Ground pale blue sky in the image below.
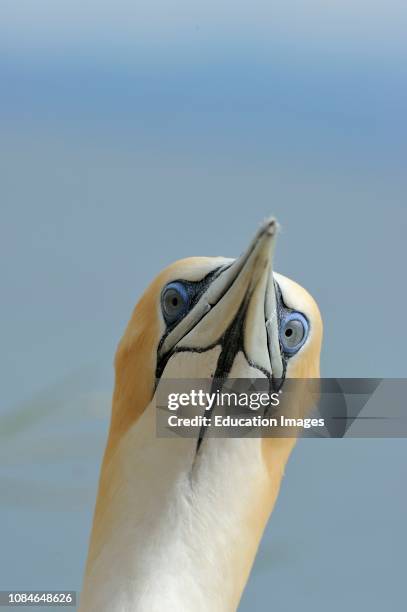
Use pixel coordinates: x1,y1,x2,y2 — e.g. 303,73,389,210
1,1,407,60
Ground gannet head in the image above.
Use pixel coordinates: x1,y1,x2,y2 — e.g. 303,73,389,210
111,218,322,448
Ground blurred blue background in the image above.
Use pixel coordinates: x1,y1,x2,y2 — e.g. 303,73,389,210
1,2,406,610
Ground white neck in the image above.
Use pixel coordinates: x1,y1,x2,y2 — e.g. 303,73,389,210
80,404,286,612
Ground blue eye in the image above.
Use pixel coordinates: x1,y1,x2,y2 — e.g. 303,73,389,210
161,282,190,325
280,312,309,355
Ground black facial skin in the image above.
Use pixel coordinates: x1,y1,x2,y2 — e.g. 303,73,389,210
156,276,298,380
156,265,228,379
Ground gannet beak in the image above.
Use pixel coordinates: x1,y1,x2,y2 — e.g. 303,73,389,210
158,218,284,382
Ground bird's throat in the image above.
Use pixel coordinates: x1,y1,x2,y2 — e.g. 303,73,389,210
80,402,290,612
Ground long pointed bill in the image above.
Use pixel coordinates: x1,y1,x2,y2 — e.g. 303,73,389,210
159,218,284,381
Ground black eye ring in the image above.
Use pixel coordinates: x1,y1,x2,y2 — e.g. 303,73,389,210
161,282,190,325
280,312,309,355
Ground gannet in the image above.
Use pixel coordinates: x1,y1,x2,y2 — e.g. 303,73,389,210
80,218,323,612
